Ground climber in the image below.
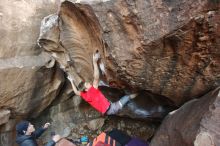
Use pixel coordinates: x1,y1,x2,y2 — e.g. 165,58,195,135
15,121,61,146
67,50,137,115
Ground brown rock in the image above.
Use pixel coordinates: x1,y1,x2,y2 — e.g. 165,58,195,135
1,0,220,145
38,0,220,105
150,87,220,146
199,36,209,41
0,1,64,145
0,66,64,118
0,119,17,146
0,109,10,126
38,1,104,86
0,0,64,118
87,118,105,131
90,0,220,105
0,119,16,132
194,15,205,24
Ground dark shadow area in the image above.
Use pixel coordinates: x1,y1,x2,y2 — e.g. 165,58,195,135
99,86,177,121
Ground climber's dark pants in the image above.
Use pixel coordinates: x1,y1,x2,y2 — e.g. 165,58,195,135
106,95,130,115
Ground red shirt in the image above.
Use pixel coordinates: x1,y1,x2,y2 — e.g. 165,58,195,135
80,86,110,114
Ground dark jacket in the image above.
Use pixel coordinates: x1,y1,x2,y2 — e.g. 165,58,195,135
16,128,55,146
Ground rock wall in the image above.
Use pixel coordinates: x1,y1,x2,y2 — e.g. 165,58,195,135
0,0,219,146
0,0,65,116
150,87,220,146
0,0,64,145
39,0,220,105
88,0,220,105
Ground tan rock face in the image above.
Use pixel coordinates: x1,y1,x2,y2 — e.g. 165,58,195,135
0,67,63,117
0,109,10,126
38,2,104,86
0,1,65,145
150,87,220,146
0,1,64,144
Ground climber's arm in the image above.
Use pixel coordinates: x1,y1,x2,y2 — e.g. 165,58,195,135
93,51,100,89
67,76,80,96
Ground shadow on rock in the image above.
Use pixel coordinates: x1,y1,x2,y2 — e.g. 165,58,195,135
99,86,177,121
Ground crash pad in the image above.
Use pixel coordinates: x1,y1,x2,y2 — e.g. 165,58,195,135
125,138,149,146
55,138,76,146
87,132,121,146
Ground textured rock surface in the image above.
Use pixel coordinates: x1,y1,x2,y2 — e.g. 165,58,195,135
87,0,220,105
150,87,220,146
0,0,64,146
0,0,64,117
38,1,176,121
0,66,63,117
38,1,104,86
0,119,20,146
38,0,220,105
0,109,10,126
87,118,105,131
0,0,219,146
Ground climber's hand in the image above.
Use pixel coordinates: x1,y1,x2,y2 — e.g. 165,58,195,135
67,75,73,82
99,62,105,75
93,50,100,62
43,122,51,129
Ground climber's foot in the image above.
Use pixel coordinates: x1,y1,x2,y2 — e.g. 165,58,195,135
129,93,138,99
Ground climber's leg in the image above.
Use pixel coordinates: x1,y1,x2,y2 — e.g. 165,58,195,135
106,94,137,115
